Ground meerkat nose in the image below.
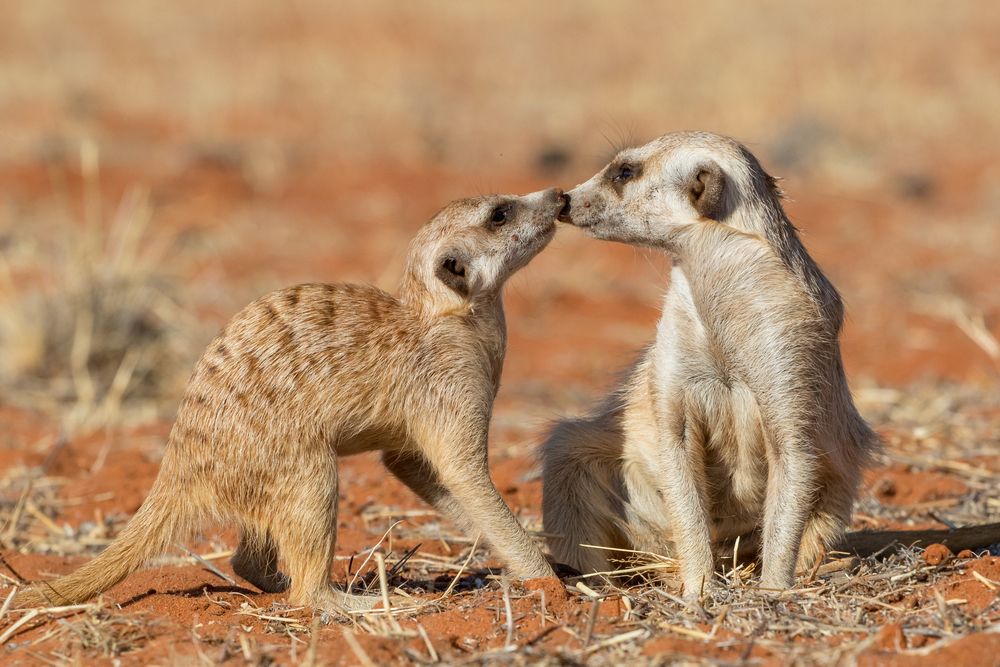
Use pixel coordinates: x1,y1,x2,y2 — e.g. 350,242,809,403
557,192,572,222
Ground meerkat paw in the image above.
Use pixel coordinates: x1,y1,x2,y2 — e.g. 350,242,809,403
336,591,383,612
679,572,717,602
671,583,713,618
246,571,291,594
305,589,382,620
757,574,795,593
550,561,583,580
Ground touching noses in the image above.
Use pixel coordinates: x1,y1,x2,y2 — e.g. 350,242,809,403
555,190,572,221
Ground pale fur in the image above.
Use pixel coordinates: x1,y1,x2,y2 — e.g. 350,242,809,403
15,188,565,612
542,132,880,596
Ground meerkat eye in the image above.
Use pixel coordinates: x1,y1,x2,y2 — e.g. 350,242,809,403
612,163,636,183
488,205,510,227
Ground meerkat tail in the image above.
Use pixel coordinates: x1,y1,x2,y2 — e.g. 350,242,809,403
13,472,193,608
838,522,1000,558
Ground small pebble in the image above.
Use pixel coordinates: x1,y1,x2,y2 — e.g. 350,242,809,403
923,543,953,566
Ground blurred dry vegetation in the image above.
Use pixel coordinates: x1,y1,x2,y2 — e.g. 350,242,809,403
0,1,998,664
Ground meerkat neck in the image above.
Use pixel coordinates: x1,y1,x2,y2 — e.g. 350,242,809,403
398,274,507,387
694,193,846,335
748,199,845,330
397,265,507,325
398,267,462,318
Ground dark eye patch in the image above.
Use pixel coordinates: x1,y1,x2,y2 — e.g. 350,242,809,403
607,161,641,192
613,164,635,182
487,202,513,229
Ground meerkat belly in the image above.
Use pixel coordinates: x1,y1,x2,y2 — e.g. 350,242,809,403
334,425,408,457
688,378,768,543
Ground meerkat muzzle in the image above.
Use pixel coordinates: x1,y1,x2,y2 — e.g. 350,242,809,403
557,192,572,222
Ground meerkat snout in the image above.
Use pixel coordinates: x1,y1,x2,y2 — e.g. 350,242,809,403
557,192,572,222
532,187,567,219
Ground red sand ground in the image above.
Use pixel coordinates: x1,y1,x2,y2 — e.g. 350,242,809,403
1,3,998,665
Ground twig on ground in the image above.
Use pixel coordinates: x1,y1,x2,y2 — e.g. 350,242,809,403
416,622,439,663
341,627,376,667
0,609,39,645
438,534,481,600
177,544,235,585
500,574,515,650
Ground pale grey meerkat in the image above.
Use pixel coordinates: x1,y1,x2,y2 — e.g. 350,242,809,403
15,188,566,614
541,131,881,597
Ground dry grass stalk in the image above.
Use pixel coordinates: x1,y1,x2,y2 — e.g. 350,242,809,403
346,520,402,596
660,623,712,640
0,609,38,645
416,622,439,663
500,574,515,649
302,615,321,667
971,571,998,590
438,534,481,600
341,627,377,667
59,608,155,657
581,628,646,656
374,551,401,633
582,597,600,648
952,306,1000,365
0,586,17,622
0,165,195,432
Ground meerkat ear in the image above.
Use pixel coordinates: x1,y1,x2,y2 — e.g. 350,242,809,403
435,253,470,296
687,161,726,220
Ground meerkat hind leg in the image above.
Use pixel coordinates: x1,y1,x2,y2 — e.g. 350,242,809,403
232,527,290,593
270,454,380,615
541,424,631,575
759,444,814,589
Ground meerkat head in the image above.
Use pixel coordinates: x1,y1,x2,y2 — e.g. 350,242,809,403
558,132,784,247
403,188,566,314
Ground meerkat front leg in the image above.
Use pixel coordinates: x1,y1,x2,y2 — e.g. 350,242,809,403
654,395,716,600
415,418,555,580
759,423,817,590
382,450,476,537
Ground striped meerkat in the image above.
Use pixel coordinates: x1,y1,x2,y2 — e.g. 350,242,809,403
16,188,567,613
